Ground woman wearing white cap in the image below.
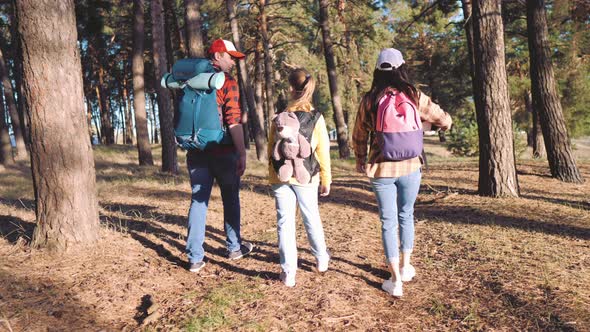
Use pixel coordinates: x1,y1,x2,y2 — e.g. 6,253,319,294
352,48,453,297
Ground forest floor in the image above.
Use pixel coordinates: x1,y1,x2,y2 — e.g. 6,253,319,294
0,137,589,331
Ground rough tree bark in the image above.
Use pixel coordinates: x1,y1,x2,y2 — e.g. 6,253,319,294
132,0,154,165
152,0,178,174
16,0,100,250
526,0,583,183
318,0,350,158
472,0,519,197
184,0,205,58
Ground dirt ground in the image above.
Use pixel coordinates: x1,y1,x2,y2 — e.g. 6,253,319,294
0,139,589,331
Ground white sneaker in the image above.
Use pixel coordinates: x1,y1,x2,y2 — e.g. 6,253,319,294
382,278,403,297
280,271,296,287
316,253,330,273
400,265,416,282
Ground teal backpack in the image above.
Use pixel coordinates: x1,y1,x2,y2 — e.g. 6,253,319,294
162,58,231,150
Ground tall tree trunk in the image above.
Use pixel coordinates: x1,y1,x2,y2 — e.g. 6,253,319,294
16,0,99,250
525,90,545,158
10,3,29,148
460,0,476,97
132,0,154,165
259,0,275,118
97,67,114,145
472,0,519,197
184,0,205,58
318,0,350,159
0,97,13,166
0,41,26,160
226,0,267,160
167,0,186,58
123,75,134,145
150,94,160,144
152,0,178,174
526,0,583,183
254,42,269,137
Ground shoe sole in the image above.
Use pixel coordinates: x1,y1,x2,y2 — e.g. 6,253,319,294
229,244,255,260
189,262,206,273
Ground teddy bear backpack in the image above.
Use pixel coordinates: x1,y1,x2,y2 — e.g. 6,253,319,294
375,90,423,160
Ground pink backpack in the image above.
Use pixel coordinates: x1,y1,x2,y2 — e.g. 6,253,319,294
375,90,423,161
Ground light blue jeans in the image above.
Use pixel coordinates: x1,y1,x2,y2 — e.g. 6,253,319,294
370,169,422,263
186,151,241,263
272,184,329,274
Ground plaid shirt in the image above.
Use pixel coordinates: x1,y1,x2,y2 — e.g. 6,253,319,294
217,72,241,126
352,89,452,178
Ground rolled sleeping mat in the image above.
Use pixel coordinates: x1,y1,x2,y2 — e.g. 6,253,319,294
161,72,225,90
186,72,225,90
161,73,183,89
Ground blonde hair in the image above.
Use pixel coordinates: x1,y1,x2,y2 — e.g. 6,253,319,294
286,68,315,112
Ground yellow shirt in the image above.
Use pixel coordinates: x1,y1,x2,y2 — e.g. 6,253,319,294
268,107,332,186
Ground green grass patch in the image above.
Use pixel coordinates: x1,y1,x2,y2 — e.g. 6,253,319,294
184,282,264,332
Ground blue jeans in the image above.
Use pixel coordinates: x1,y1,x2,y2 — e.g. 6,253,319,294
186,151,241,263
272,184,329,274
370,169,421,262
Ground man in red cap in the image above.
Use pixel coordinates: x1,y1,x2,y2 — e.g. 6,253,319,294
185,39,253,273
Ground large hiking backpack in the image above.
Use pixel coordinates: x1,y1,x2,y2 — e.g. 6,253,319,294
375,90,423,161
162,58,230,150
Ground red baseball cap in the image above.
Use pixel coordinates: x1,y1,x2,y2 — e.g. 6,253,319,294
208,39,245,59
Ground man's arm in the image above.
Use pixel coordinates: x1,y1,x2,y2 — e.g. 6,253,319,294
229,124,246,176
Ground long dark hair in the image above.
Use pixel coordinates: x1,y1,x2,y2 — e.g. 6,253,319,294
364,64,418,114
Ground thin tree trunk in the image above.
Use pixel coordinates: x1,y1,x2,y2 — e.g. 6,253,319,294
132,0,154,165
150,94,160,144
0,97,13,166
10,2,29,148
254,43,269,138
184,0,205,58
318,0,350,158
97,67,114,145
123,75,134,145
525,90,545,158
152,0,178,174
472,0,519,197
168,0,186,57
526,0,582,183
259,0,275,117
0,41,26,160
17,0,99,250
226,0,267,158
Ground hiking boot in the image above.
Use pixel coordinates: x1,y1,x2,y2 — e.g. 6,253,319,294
280,271,296,287
316,252,330,273
228,241,254,260
400,265,416,282
382,278,403,297
189,261,206,273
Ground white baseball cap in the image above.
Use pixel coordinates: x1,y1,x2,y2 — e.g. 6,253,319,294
375,48,405,71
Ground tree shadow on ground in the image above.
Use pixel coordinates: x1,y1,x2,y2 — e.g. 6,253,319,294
0,271,110,330
100,204,280,279
416,204,590,240
0,214,34,244
519,193,590,211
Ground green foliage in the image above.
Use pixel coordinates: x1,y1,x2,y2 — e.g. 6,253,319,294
447,105,479,157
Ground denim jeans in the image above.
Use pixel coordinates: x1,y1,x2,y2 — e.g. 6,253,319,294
370,169,421,262
272,184,329,274
186,151,241,263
